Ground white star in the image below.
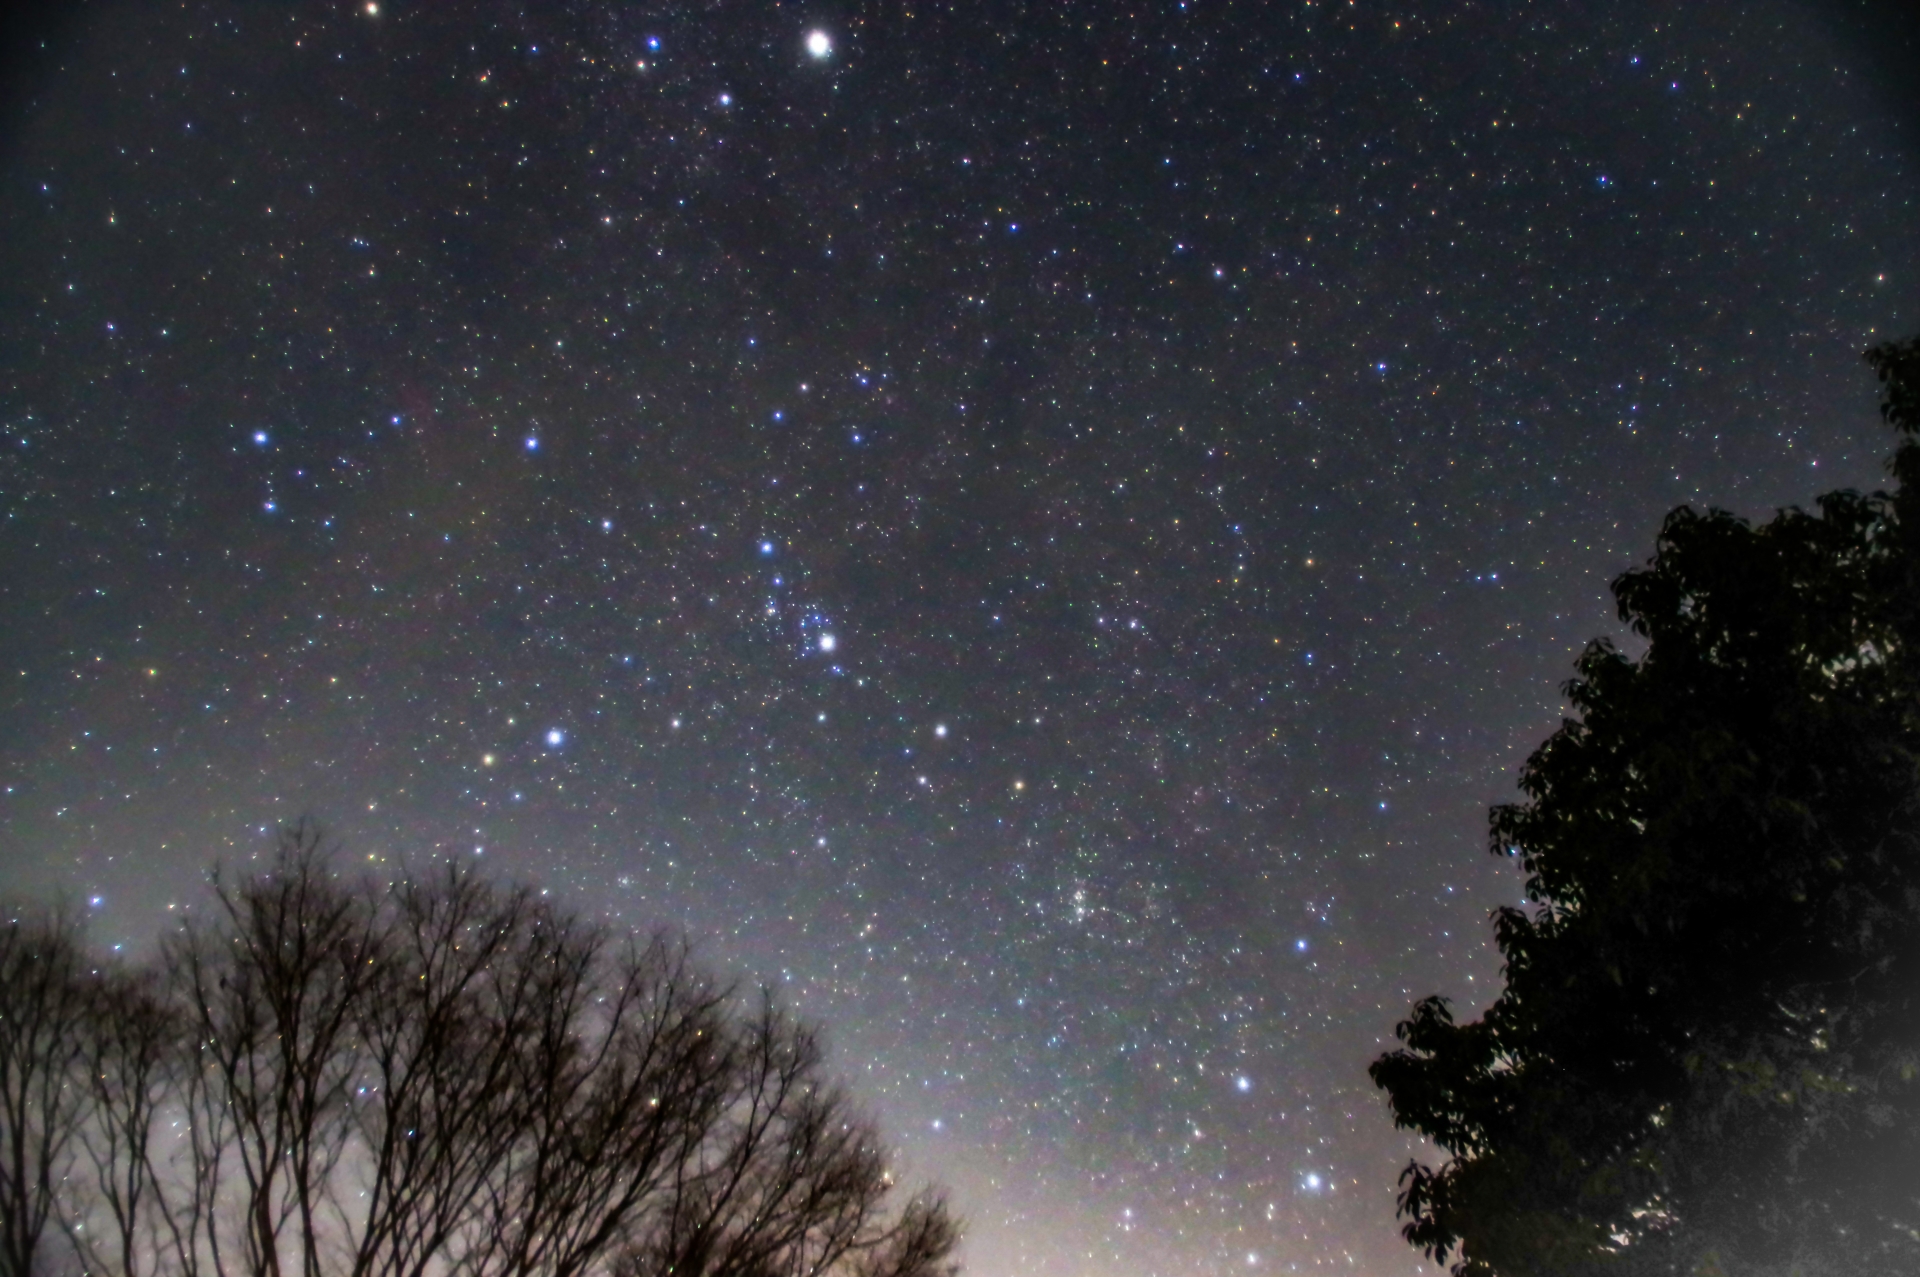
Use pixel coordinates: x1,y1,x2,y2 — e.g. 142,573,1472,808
806,30,832,58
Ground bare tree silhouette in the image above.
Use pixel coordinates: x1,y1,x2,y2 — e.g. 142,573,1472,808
3,826,957,1277
0,907,92,1277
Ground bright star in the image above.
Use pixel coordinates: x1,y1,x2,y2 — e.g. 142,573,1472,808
545,729,564,748
934,723,947,738
806,30,832,58
818,633,836,652
524,436,539,450
253,430,268,444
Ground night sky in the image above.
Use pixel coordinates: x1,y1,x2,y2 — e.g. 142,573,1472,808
2,2,1916,1273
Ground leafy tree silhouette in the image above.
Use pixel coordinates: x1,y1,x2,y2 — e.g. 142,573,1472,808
1372,338,1920,1277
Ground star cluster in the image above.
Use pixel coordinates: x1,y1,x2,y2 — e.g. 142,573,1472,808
1,3,1915,1274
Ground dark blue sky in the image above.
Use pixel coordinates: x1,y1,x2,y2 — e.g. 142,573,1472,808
2,3,1915,1272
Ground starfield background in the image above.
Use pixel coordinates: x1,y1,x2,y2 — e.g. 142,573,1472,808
2,2,1916,1273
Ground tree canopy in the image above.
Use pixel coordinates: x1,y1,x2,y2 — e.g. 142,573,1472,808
0,829,958,1277
1371,337,1920,1277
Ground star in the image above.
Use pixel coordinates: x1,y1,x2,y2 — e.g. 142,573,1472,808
10,7,1910,1274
